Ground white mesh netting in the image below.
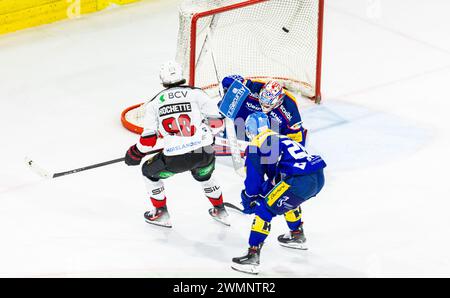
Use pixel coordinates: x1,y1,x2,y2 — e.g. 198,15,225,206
122,0,323,134
176,0,322,98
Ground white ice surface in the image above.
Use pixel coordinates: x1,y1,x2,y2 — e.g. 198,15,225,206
1,0,450,277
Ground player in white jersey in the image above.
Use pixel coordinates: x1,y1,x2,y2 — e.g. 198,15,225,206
125,61,228,228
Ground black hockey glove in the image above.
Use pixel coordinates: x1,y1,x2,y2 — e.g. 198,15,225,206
125,144,146,166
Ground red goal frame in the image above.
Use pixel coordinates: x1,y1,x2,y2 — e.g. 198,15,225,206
188,0,325,103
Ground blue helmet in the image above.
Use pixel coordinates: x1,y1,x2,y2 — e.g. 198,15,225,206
245,112,270,140
221,75,245,94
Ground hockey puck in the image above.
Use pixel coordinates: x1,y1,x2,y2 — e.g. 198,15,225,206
282,27,290,33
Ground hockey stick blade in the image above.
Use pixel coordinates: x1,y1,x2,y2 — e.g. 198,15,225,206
25,157,53,178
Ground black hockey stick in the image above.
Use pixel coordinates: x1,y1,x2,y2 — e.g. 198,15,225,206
224,200,262,214
25,148,163,179
223,202,244,213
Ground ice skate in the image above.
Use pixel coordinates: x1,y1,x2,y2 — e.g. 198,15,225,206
277,225,308,250
144,207,172,228
231,246,261,275
208,204,230,226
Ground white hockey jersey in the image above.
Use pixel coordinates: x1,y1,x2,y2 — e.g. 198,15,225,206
137,86,221,156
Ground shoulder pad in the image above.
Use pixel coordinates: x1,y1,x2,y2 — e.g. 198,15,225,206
147,89,166,103
179,85,203,90
283,92,298,105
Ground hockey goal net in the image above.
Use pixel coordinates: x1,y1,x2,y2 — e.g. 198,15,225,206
176,0,324,101
121,0,324,135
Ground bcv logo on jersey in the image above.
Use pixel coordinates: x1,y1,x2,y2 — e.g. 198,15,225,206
168,91,188,99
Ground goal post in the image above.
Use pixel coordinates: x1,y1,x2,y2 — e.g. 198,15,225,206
176,0,324,103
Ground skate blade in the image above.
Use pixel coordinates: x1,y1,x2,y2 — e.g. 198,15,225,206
279,242,308,250
231,263,259,275
209,210,231,226
145,219,172,228
211,215,231,227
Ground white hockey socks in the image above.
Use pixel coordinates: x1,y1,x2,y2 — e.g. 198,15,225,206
144,178,167,209
201,178,223,207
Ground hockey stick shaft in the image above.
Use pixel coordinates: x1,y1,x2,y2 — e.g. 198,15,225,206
52,157,126,178
52,148,163,178
40,136,244,179
223,202,244,213
27,148,163,179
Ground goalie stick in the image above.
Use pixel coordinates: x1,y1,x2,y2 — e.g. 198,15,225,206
25,147,163,179
203,17,246,178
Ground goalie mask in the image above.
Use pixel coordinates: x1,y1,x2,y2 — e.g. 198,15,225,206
159,60,185,87
245,112,270,140
259,80,284,113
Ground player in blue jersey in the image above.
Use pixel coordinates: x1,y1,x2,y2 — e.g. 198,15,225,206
220,75,306,146
231,112,326,275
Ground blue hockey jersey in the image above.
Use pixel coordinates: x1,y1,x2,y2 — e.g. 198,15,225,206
244,129,326,198
219,78,306,145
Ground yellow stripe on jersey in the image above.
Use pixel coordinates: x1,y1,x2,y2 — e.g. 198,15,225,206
266,181,291,207
284,207,302,223
251,216,271,235
250,129,277,148
284,91,298,105
246,78,267,85
287,131,303,143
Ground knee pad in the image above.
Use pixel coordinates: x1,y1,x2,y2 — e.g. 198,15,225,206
142,154,168,181
192,159,216,182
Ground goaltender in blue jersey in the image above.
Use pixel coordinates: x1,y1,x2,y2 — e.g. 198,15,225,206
220,75,307,146
231,112,326,275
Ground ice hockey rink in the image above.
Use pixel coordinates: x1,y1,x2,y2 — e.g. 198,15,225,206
1,0,450,277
